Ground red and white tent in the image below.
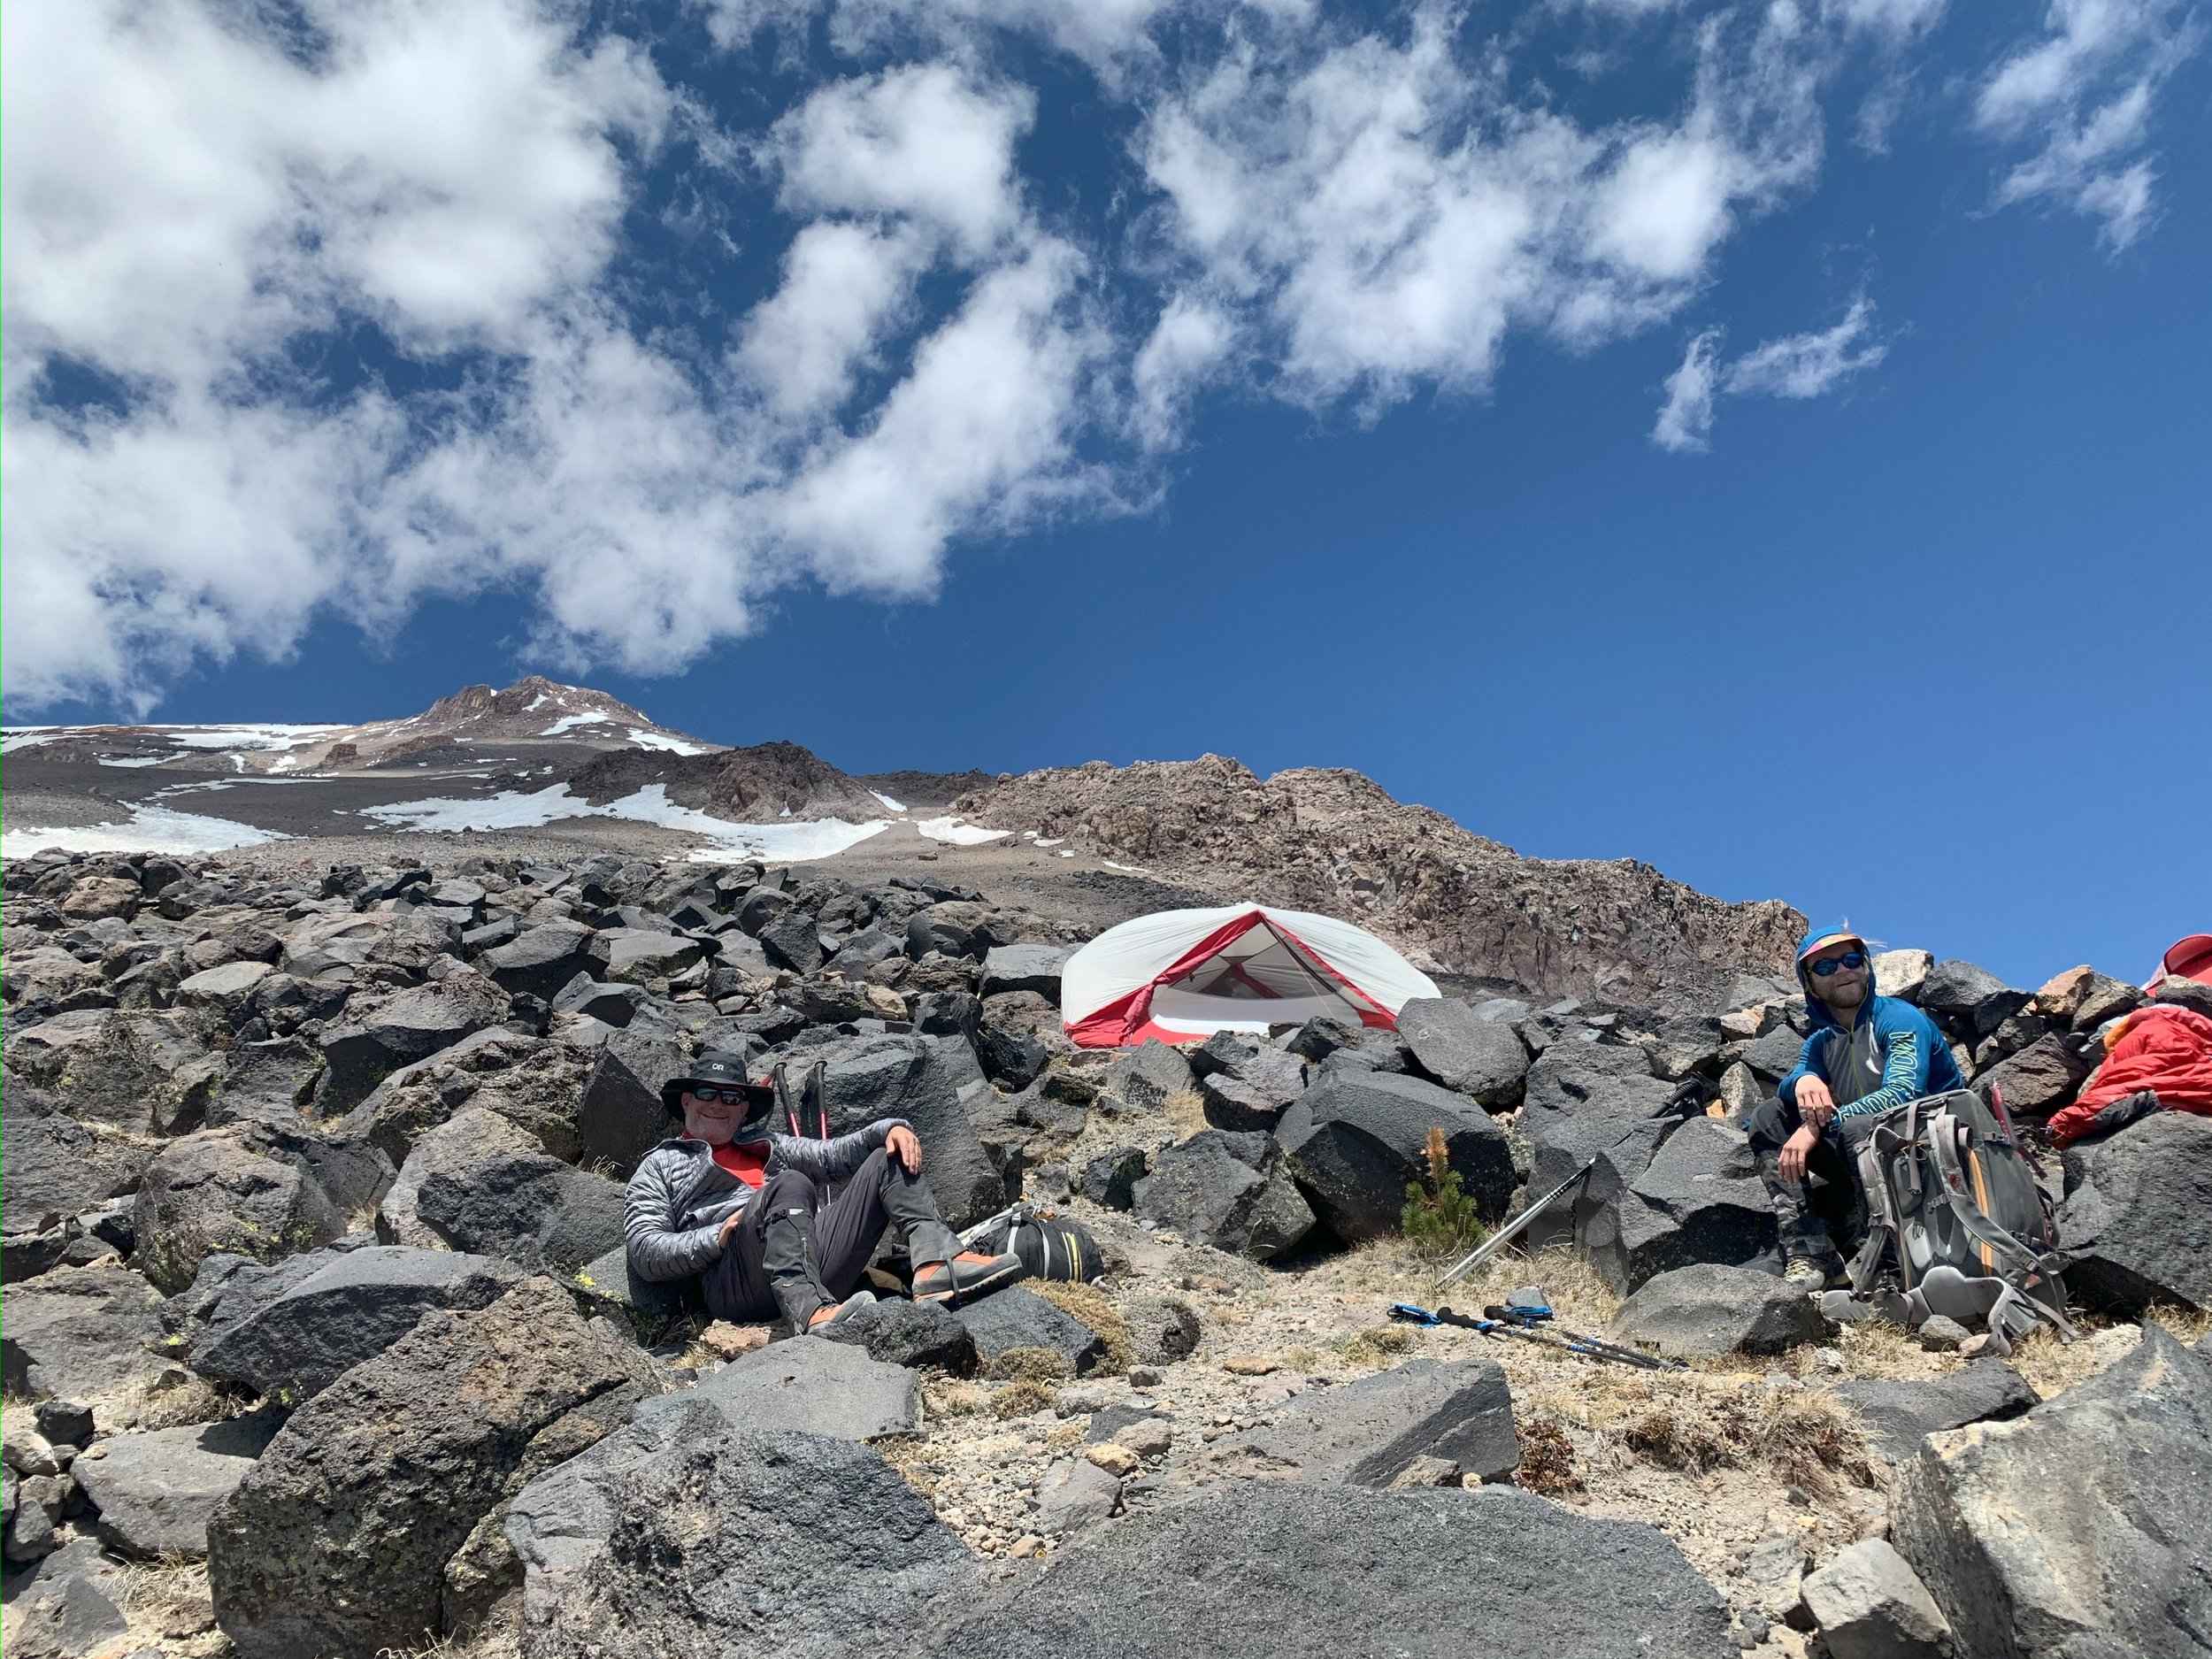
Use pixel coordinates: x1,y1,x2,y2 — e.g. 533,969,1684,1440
1061,904,1440,1048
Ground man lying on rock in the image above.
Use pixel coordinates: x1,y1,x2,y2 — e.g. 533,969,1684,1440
1747,925,1965,1291
624,1050,1026,1333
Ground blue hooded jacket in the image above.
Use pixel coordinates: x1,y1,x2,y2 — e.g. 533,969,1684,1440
1779,924,1964,1123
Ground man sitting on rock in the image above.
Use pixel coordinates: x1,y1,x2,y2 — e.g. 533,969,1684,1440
1747,926,1965,1290
624,1051,1025,1332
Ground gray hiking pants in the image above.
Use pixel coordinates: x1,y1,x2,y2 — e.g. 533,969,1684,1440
704,1148,963,1326
1744,1096,1875,1272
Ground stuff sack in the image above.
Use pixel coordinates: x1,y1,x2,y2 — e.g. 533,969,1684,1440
1847,1089,2073,1355
968,1201,1105,1283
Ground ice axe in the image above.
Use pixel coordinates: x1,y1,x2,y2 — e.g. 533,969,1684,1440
1434,1073,1710,1290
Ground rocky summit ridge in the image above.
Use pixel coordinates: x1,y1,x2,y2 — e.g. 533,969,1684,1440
954,756,1804,1009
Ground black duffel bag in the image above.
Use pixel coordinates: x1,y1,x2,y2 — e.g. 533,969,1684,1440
966,1201,1105,1283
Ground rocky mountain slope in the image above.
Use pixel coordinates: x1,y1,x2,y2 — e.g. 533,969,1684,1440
4,837,2208,1659
955,757,1804,1009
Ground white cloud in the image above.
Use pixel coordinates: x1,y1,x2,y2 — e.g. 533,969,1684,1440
768,63,1035,258
1133,3,1827,413
1652,327,1722,451
1652,298,1887,450
1724,296,1887,397
1974,0,2203,248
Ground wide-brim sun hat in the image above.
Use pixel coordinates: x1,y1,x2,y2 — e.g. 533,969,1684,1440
659,1049,775,1119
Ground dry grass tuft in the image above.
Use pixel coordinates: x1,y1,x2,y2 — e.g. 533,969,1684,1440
1028,1280,1134,1375
372,1620,522,1659
992,1379,1058,1418
1338,1325,1416,1369
984,1346,1074,1383
1514,1417,1583,1496
1161,1087,1210,1142
1619,1385,1874,1498
924,1378,990,1419
122,1555,216,1640
117,1371,249,1432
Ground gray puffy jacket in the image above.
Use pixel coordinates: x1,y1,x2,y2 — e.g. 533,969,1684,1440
622,1121,908,1283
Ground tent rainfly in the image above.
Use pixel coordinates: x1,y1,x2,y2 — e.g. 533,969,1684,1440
1060,904,1440,1048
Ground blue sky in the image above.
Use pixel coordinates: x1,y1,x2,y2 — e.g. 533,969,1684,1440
6,0,2208,989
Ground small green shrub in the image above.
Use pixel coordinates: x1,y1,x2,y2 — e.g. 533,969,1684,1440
1401,1125,1486,1262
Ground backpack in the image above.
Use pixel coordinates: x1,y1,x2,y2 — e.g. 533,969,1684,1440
1846,1087,2074,1355
967,1201,1105,1284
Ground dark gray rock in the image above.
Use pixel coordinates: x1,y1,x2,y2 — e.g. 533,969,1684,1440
1187,1037,1309,1132
1396,998,1531,1105
32,1400,93,1448
379,1105,538,1249
595,927,707,987
71,1410,283,1558
1275,1071,1515,1241
1607,1263,1831,1358
1514,1043,1681,1251
1832,1360,2039,1463
3,1265,168,1402
1133,1130,1314,1261
953,1286,1108,1376
2056,1110,2212,1312
1586,1116,1777,1293
573,1030,683,1180
0,1093,153,1235
979,944,1070,1000
551,972,647,1026
509,1415,967,1659
189,1245,526,1401
480,921,598,1001
214,1038,325,1125
1918,961,2030,1040
758,908,825,975
735,887,792,937
1892,1324,2212,1659
1079,1145,1147,1210
803,1032,1004,1228
1975,1033,2091,1118
1216,1356,1519,1486
1103,1039,1193,1110
649,1336,922,1440
1740,1021,1811,1081
132,1126,357,1294
976,1017,1050,1092
318,969,512,1110
818,1298,979,1374
921,1481,1735,1659
415,1147,626,1275
208,1277,654,1659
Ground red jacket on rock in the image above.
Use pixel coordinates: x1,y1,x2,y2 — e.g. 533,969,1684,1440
2048,1005,2212,1145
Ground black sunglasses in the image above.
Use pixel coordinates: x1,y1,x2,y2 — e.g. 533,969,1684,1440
1807,950,1867,977
686,1085,757,1105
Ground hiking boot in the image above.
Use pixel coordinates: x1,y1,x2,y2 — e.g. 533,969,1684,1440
912,1250,1027,1306
1784,1257,1828,1291
804,1289,877,1333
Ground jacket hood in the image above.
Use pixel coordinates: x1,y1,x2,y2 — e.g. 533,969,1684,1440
1796,923,1869,1031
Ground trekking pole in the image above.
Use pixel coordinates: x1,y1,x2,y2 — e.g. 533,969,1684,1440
1435,1075,1709,1291
1388,1302,1679,1371
1481,1303,1686,1371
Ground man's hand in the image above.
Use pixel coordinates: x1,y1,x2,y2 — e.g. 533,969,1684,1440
1778,1125,1821,1185
1796,1076,1837,1127
886,1125,923,1174
718,1210,746,1248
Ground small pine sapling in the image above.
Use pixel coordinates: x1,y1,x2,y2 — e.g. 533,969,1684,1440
1401,1125,1486,1260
